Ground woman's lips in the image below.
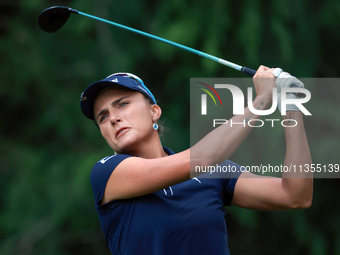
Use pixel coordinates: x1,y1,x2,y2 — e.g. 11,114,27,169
116,127,130,138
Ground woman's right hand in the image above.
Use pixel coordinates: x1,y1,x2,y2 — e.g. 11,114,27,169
252,65,276,106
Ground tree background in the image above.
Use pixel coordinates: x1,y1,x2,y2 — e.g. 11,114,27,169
1,0,339,254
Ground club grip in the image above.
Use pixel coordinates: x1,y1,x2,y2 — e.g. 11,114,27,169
241,67,256,77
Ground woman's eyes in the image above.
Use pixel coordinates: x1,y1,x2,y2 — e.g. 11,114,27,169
118,102,128,108
99,115,107,123
99,102,129,123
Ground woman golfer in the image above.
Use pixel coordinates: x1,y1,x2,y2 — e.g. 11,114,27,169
80,65,312,255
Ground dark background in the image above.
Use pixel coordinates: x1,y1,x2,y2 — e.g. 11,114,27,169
1,0,339,254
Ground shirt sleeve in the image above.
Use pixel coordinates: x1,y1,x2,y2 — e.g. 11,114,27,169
221,160,244,206
90,154,131,207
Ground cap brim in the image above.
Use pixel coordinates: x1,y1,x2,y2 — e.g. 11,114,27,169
81,75,157,120
80,81,139,120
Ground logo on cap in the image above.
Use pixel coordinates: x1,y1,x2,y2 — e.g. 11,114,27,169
80,93,87,102
111,78,118,82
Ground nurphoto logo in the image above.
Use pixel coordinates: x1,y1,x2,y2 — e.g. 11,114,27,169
200,83,311,116
196,80,312,128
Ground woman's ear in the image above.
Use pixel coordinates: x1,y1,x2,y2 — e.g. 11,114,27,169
151,104,162,122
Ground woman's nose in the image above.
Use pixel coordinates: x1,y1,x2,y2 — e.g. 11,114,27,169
110,113,121,125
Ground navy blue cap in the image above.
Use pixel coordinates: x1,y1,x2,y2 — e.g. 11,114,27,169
80,73,157,120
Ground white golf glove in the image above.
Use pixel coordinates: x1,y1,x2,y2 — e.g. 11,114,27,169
272,68,304,113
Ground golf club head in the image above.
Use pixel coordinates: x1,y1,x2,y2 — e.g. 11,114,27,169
38,6,78,33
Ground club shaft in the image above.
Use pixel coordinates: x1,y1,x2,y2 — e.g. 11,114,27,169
77,11,256,76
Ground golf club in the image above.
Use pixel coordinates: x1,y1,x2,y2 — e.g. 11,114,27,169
38,6,257,76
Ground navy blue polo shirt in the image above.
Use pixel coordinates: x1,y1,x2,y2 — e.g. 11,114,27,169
90,148,242,255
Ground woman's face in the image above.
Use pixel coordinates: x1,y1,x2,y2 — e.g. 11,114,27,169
93,87,160,154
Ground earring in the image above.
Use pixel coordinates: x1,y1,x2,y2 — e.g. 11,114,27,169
153,122,159,130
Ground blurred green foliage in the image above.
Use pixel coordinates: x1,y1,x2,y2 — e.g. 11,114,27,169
0,0,339,254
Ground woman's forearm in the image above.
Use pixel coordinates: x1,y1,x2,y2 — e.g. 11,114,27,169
281,111,313,207
190,95,271,169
